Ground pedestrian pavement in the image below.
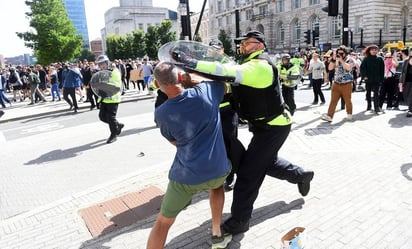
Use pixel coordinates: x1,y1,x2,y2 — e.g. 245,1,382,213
1,88,412,249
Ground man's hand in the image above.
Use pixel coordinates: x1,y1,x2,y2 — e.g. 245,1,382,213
171,50,190,63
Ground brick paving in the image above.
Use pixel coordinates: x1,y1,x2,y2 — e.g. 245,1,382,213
0,88,411,248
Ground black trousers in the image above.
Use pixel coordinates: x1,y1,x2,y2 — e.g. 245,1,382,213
231,124,305,221
282,86,296,115
365,82,381,111
220,106,245,183
99,102,120,135
86,87,99,108
379,77,397,108
312,78,325,103
63,87,78,109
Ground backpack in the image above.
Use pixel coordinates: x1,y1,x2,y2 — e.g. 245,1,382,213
8,72,17,83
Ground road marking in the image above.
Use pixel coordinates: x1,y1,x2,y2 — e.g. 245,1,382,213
1,116,73,132
0,131,5,143
20,123,65,135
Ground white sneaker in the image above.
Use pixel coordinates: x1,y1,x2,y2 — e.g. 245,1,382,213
321,114,332,122
345,114,353,121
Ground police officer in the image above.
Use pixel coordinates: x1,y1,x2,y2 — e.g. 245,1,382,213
173,30,314,235
95,55,124,144
278,54,301,115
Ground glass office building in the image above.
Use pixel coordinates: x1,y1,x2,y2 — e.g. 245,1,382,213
63,0,90,49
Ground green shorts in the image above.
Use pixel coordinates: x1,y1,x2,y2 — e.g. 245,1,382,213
160,172,229,218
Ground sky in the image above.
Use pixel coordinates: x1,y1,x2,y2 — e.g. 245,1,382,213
0,0,205,57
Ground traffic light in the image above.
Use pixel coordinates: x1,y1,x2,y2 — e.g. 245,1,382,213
328,0,339,16
322,0,339,16
312,30,318,47
304,30,311,44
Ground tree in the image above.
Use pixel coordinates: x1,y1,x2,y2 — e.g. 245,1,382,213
218,29,234,56
157,20,176,46
17,0,82,65
144,25,160,60
78,49,95,62
131,30,146,59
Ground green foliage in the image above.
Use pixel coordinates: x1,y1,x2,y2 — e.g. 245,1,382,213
17,0,82,65
218,29,234,56
78,49,96,62
105,20,176,60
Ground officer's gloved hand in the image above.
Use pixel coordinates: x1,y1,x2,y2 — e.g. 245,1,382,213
171,50,197,68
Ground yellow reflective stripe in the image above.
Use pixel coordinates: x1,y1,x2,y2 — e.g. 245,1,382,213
266,110,293,126
219,102,230,108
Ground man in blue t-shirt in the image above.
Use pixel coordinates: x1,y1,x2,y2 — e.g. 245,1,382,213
146,61,232,249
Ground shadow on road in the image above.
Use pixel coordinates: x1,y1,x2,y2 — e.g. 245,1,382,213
401,163,412,181
24,139,107,165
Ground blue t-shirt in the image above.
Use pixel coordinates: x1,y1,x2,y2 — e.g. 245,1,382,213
155,82,230,185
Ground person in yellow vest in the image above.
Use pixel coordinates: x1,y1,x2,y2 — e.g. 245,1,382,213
172,30,314,235
277,54,301,115
95,55,124,144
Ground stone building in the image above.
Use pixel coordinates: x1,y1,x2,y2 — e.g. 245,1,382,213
101,0,178,52
207,0,412,53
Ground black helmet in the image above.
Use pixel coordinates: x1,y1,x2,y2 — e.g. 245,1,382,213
209,39,223,49
96,54,110,65
235,30,266,47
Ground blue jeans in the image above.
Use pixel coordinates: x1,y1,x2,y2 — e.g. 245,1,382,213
0,90,11,107
51,83,61,100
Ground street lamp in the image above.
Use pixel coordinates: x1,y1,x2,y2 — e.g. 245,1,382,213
179,0,192,40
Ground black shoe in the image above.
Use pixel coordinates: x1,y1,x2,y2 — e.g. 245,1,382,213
116,123,124,135
74,108,78,113
90,105,96,110
406,111,412,117
298,171,314,196
311,101,318,105
221,217,249,235
0,110,4,118
69,104,73,111
106,134,117,144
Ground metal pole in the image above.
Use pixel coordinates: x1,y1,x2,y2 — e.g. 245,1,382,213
403,26,407,45
186,0,192,40
342,0,349,46
360,28,364,47
193,0,207,40
379,29,382,47
350,30,353,50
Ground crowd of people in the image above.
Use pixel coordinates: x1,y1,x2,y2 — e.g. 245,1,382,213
0,58,157,111
270,44,412,120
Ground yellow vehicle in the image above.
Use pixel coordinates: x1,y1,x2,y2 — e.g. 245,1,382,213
382,41,412,51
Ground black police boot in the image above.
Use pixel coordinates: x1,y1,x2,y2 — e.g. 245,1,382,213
221,217,249,235
106,133,117,144
116,123,124,135
298,171,314,196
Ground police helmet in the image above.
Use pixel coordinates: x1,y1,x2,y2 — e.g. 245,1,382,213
96,54,110,65
209,39,223,49
282,54,291,60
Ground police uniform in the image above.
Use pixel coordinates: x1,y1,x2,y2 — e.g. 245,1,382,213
278,55,301,115
177,31,314,235
94,55,124,144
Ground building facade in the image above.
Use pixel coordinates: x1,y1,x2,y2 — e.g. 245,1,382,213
101,0,178,52
207,0,412,53
63,0,90,49
90,39,103,59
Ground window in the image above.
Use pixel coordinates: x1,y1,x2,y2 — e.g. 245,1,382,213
309,0,319,5
355,16,363,33
226,0,232,10
218,1,224,12
259,5,268,15
331,16,342,39
218,18,223,27
278,22,285,45
226,15,232,25
312,16,320,35
292,0,301,9
138,23,144,30
276,0,284,13
246,9,253,20
383,15,389,32
294,20,301,42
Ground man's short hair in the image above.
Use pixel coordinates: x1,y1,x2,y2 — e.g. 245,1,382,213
154,62,178,87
